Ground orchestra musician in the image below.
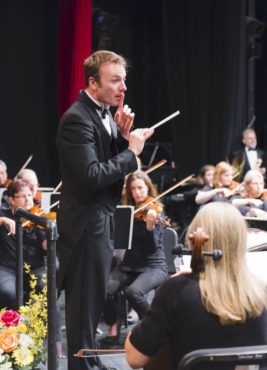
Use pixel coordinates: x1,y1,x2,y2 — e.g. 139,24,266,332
195,161,238,205
100,170,168,346
194,164,215,188
17,168,41,206
232,170,267,218
0,179,64,357
125,202,267,370
231,128,266,182
56,50,153,370
0,179,47,308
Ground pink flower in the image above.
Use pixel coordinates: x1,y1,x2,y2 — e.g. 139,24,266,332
0,310,20,327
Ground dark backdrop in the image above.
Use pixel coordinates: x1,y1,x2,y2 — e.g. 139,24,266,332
0,1,58,185
0,0,266,185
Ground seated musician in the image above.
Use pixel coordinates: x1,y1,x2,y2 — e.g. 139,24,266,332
175,164,215,202
101,170,168,346
17,168,42,208
195,161,238,205
192,164,214,188
232,169,267,218
0,179,47,308
125,202,267,369
0,179,64,357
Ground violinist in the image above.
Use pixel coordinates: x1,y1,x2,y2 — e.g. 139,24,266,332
0,179,64,358
17,168,42,209
100,170,168,346
232,170,267,218
193,164,215,188
125,202,267,370
0,179,47,308
195,161,238,205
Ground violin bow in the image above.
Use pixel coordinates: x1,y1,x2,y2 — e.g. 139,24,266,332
52,180,62,194
75,348,125,358
134,174,194,215
144,159,167,175
13,154,33,179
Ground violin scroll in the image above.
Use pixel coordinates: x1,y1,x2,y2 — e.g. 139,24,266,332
189,228,209,273
189,228,222,273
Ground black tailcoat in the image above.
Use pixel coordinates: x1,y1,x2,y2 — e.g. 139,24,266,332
56,91,137,370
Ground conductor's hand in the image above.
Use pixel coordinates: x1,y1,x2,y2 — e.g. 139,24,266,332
128,128,154,156
114,96,135,140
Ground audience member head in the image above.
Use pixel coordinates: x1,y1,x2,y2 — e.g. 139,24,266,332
242,128,257,150
244,170,264,198
213,161,233,188
187,202,267,324
0,160,8,187
7,179,34,212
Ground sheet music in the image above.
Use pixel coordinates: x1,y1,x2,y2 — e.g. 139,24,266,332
246,251,267,283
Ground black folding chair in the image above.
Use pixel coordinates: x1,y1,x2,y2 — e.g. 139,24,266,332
178,345,267,370
162,227,178,275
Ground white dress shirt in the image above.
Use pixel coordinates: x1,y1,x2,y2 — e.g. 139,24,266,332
85,90,111,135
245,147,258,170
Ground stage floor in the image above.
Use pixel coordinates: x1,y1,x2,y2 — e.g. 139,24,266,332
49,293,140,370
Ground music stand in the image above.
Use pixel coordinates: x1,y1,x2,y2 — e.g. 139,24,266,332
114,205,134,250
244,216,267,232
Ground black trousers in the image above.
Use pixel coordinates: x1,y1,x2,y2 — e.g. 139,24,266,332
64,210,114,370
104,265,168,324
0,264,46,307
0,264,62,341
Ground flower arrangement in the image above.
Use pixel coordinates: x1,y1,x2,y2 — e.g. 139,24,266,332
0,264,47,369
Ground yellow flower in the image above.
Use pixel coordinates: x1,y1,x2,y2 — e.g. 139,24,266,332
17,324,27,333
13,346,34,366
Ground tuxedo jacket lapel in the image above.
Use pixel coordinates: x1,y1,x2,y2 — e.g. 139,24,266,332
77,90,120,158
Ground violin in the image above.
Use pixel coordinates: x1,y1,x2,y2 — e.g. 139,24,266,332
134,196,171,227
228,180,240,191
22,202,58,230
133,174,194,228
3,178,13,188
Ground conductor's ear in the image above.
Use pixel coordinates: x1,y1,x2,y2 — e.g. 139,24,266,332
89,77,97,90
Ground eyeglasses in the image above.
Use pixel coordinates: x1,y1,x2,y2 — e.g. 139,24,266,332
13,194,33,199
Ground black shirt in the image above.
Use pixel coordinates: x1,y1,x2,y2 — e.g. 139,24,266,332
130,274,267,370
0,209,46,270
120,219,167,273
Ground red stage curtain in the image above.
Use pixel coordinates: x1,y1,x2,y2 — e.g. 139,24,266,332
58,0,92,116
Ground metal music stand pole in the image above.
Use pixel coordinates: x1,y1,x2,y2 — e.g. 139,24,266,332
15,208,58,370
46,219,58,370
15,218,24,309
